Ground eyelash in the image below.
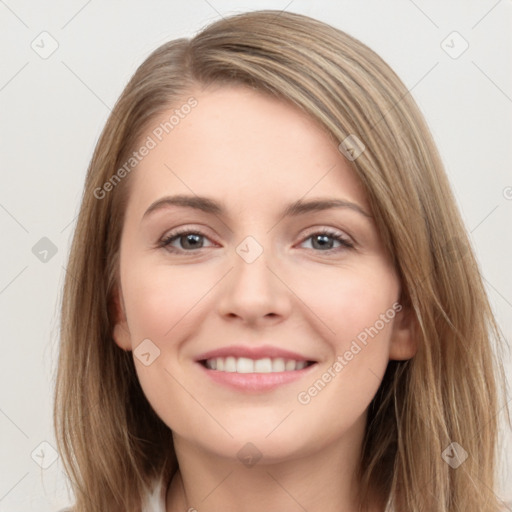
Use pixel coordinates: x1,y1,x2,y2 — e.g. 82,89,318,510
158,227,354,255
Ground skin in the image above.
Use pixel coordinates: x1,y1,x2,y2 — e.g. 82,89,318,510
112,84,417,512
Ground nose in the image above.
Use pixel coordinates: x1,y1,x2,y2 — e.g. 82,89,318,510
216,241,292,327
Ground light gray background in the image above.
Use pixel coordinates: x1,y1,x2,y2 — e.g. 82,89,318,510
1,1,511,510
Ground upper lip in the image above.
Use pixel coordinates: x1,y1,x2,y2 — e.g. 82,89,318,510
195,345,316,362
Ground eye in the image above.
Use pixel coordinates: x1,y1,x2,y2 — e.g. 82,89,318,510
299,229,354,253
158,227,354,254
159,228,215,253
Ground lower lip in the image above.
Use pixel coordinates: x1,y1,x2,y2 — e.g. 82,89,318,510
196,362,318,392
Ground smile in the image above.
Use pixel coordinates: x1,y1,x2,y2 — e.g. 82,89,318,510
202,356,315,373
194,345,318,392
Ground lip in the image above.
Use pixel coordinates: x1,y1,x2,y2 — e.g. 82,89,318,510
194,344,318,393
197,361,318,392
195,344,315,362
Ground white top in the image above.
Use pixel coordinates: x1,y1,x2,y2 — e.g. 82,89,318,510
142,476,167,512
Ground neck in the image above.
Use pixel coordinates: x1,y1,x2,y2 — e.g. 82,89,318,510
166,413,381,512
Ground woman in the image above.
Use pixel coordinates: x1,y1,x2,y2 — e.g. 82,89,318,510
54,10,510,512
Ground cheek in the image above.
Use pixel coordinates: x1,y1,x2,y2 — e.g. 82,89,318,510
305,260,399,346
121,261,215,341
292,265,398,427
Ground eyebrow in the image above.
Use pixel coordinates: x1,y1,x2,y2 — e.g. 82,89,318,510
142,194,372,220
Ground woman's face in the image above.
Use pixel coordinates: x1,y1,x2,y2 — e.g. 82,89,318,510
112,84,415,462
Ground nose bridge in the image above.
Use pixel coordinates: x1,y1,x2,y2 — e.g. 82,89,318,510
217,232,290,322
235,238,271,287
232,234,276,299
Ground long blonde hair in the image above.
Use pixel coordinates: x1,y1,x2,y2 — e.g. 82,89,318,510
54,10,509,511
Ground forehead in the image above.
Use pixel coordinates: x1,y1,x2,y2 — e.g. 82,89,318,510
125,85,369,218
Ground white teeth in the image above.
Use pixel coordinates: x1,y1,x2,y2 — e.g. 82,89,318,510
225,356,236,372
204,356,310,373
272,358,285,372
254,358,272,373
285,359,296,371
236,357,254,373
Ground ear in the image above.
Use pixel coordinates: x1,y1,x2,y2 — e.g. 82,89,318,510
388,303,418,361
111,286,132,351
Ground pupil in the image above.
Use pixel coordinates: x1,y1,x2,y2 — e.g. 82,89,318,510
183,234,201,249
314,234,332,250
